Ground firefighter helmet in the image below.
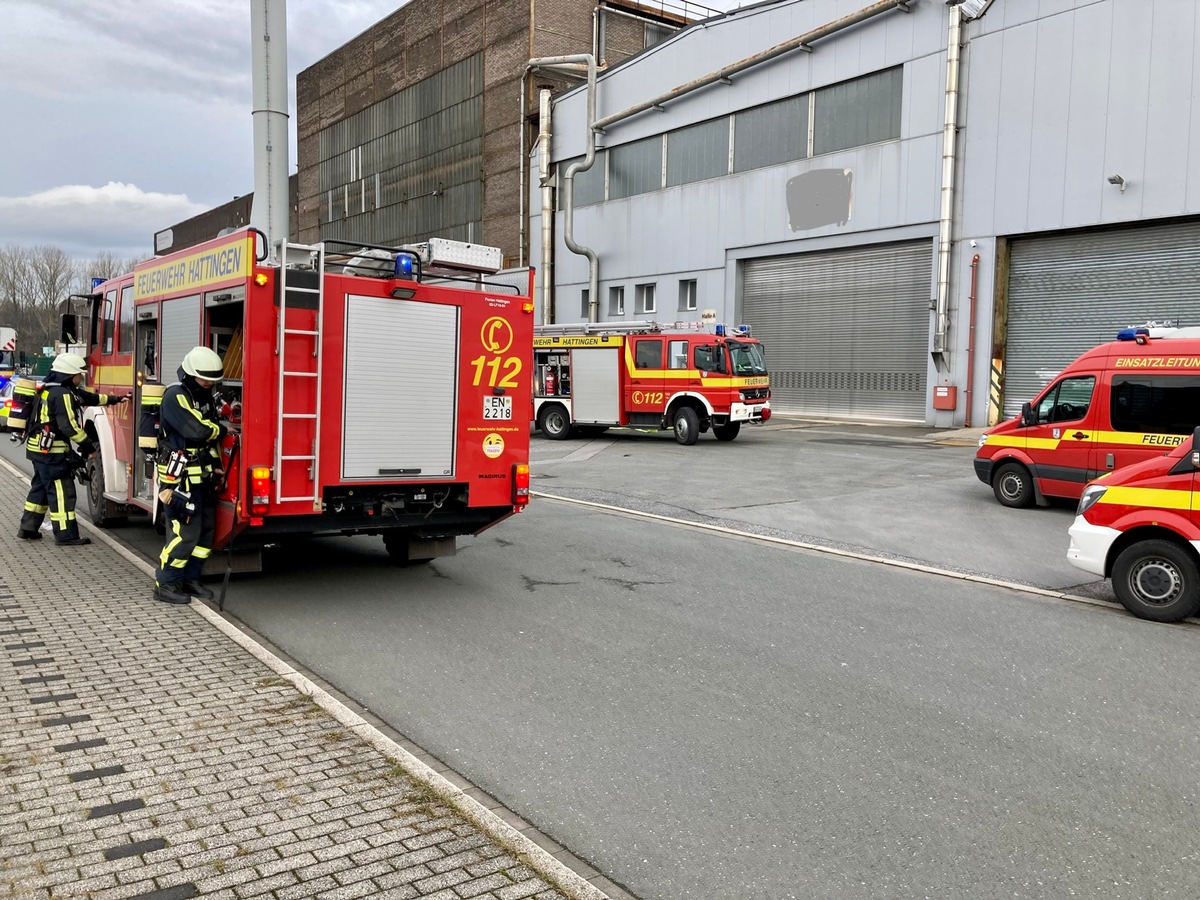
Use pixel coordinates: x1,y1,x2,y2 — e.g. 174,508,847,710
51,352,87,376
181,346,224,382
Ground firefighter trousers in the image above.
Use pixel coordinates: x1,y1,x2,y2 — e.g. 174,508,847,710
20,458,81,542
155,482,216,586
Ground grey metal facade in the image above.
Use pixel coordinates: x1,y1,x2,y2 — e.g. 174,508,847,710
533,0,1200,426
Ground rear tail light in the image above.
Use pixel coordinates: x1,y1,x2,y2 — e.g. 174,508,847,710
513,463,530,509
250,466,272,514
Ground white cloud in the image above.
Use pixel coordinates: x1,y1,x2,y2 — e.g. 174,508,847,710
0,183,207,261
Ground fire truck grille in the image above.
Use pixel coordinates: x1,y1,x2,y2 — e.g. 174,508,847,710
742,388,770,401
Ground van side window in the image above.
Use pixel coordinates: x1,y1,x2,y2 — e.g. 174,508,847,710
635,339,662,369
1034,375,1094,424
1111,376,1200,435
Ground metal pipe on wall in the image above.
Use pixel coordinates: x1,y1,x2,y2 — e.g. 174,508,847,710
931,4,963,372
538,89,555,325
965,252,980,427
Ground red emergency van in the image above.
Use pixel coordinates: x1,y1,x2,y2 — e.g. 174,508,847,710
975,326,1200,507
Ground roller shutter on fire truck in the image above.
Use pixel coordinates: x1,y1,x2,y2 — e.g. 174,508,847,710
742,240,930,422
342,295,459,480
1003,220,1200,418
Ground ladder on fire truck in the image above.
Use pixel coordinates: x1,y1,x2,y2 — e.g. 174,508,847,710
274,242,326,510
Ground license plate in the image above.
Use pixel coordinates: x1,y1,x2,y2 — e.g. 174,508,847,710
484,396,513,420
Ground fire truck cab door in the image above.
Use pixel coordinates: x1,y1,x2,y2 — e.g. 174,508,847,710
627,337,666,415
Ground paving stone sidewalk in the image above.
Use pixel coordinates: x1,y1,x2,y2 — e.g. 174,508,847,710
0,462,608,900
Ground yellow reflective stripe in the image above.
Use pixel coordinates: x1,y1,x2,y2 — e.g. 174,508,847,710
61,394,87,444
193,547,212,559
24,501,48,513
986,435,1063,450
174,394,221,441
1097,486,1194,510
159,521,183,566
50,480,68,524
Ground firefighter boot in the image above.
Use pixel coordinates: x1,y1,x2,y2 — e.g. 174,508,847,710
154,582,191,605
16,529,42,540
182,580,215,601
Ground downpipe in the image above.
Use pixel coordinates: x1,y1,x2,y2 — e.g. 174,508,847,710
931,4,963,373
538,89,555,325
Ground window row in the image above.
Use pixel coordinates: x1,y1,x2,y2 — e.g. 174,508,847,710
580,279,699,318
561,67,901,207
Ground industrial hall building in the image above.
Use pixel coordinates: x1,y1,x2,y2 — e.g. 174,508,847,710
534,0,1200,427
159,0,1200,429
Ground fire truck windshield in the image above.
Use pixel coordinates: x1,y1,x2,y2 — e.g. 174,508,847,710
728,341,766,375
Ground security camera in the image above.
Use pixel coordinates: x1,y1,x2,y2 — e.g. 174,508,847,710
970,240,977,248
1106,174,1123,185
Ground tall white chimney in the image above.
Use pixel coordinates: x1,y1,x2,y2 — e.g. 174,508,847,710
250,0,290,261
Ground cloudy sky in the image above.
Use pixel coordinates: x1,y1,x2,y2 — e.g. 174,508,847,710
0,0,401,260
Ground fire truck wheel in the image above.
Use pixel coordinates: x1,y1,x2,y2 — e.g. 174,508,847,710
992,461,1033,508
538,404,573,440
713,421,741,442
1112,539,1200,622
672,407,700,446
85,454,125,527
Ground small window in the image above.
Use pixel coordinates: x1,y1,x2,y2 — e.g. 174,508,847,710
635,283,656,315
103,290,116,354
635,339,663,369
694,344,726,374
679,279,697,312
1034,376,1095,425
1111,376,1200,435
118,284,134,354
581,289,590,318
668,340,689,369
609,286,625,317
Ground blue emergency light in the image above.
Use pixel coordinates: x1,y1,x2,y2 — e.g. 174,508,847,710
715,324,726,336
394,253,416,280
1116,327,1150,341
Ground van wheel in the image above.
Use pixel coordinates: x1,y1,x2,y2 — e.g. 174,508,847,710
673,407,700,445
538,404,572,440
713,421,741,441
1112,540,1200,622
992,461,1033,508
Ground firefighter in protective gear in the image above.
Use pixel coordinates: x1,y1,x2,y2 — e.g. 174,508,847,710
18,353,128,545
153,347,226,605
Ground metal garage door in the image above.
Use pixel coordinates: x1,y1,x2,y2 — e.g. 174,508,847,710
1004,220,1200,417
742,240,931,421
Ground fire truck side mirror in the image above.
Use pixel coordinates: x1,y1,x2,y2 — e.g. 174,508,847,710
1019,401,1034,427
60,313,80,345
1192,426,1200,469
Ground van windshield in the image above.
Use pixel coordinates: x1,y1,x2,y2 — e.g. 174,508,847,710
728,341,766,375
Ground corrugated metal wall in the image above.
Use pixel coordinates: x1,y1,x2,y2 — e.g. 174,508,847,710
743,241,931,421
1003,219,1200,416
319,55,483,248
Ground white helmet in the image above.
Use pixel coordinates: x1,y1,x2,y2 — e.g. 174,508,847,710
51,352,87,376
181,346,224,382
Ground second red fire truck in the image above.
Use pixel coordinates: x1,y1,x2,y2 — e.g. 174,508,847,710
66,228,534,569
532,321,770,444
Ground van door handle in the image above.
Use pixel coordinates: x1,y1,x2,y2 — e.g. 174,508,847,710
1106,453,1115,469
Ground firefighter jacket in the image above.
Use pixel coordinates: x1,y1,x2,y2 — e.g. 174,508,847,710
24,371,116,462
158,369,223,487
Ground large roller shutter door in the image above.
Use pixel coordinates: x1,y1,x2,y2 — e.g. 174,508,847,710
743,241,931,421
1005,221,1200,417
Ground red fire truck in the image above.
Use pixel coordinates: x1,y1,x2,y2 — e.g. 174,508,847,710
70,228,534,568
532,321,770,445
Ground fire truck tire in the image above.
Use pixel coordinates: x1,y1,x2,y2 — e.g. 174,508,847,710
713,421,741,441
1112,539,1200,623
991,461,1033,508
538,404,572,440
85,454,125,527
672,407,700,446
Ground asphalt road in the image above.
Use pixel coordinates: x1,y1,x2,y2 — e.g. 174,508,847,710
6,424,1199,899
